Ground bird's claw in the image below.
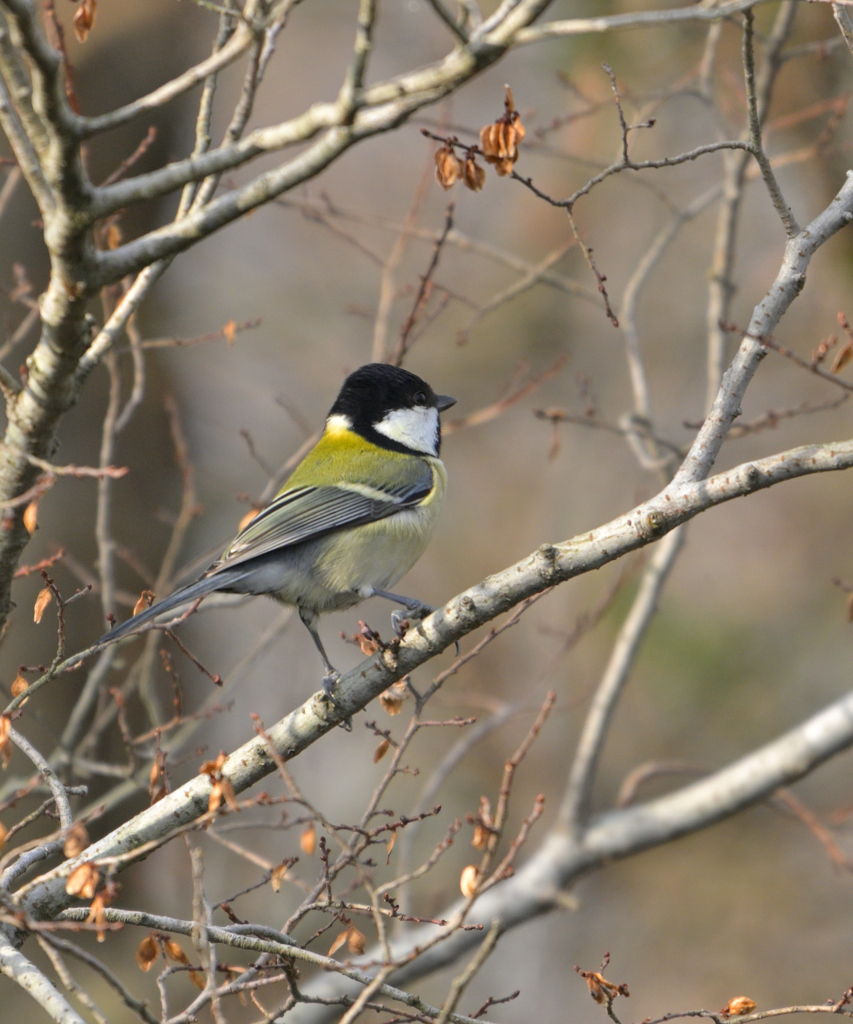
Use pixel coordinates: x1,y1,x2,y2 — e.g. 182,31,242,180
322,669,341,699
322,670,352,731
392,603,433,638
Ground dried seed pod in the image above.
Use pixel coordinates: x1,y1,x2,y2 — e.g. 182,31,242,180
136,935,158,971
724,997,757,1016
435,144,462,190
478,85,525,177
463,155,486,191
459,864,480,897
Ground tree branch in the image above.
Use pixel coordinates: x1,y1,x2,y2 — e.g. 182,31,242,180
286,681,853,1016
16,433,853,922
0,943,87,1024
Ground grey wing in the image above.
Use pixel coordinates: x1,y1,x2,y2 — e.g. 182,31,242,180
211,469,434,574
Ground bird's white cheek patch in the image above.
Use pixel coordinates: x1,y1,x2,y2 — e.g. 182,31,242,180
325,413,354,434
374,407,439,455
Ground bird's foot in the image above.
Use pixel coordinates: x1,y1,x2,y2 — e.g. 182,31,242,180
391,602,434,638
322,670,352,731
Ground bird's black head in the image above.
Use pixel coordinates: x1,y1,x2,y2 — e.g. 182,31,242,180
328,363,456,456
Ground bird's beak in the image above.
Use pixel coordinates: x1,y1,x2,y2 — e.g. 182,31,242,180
436,394,456,412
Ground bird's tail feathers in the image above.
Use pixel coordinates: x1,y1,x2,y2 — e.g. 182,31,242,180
99,567,250,645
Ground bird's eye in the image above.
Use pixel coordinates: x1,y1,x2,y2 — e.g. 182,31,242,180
413,391,427,406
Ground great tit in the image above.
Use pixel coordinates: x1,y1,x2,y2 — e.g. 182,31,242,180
99,363,456,697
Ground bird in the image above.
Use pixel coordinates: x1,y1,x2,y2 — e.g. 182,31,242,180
99,363,456,703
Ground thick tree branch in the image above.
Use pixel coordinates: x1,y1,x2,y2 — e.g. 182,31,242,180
0,0,551,636
0,943,86,1024
284,682,853,1019
15,434,853,922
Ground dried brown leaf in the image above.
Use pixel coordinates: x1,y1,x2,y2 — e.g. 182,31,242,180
136,934,158,971
379,681,406,715
10,675,28,704
200,752,228,777
23,500,38,535
459,864,479,897
149,758,167,805
65,861,99,899
0,820,7,851
357,633,379,655
33,587,52,624
300,822,317,855
219,777,239,812
164,939,190,965
328,930,348,957
271,861,290,892
189,970,205,990
373,738,391,763
223,320,237,345
85,893,108,942
346,924,366,955
132,590,155,617
63,822,90,859
73,0,96,42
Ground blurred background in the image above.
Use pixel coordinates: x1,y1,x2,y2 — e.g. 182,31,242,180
1,0,852,1021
